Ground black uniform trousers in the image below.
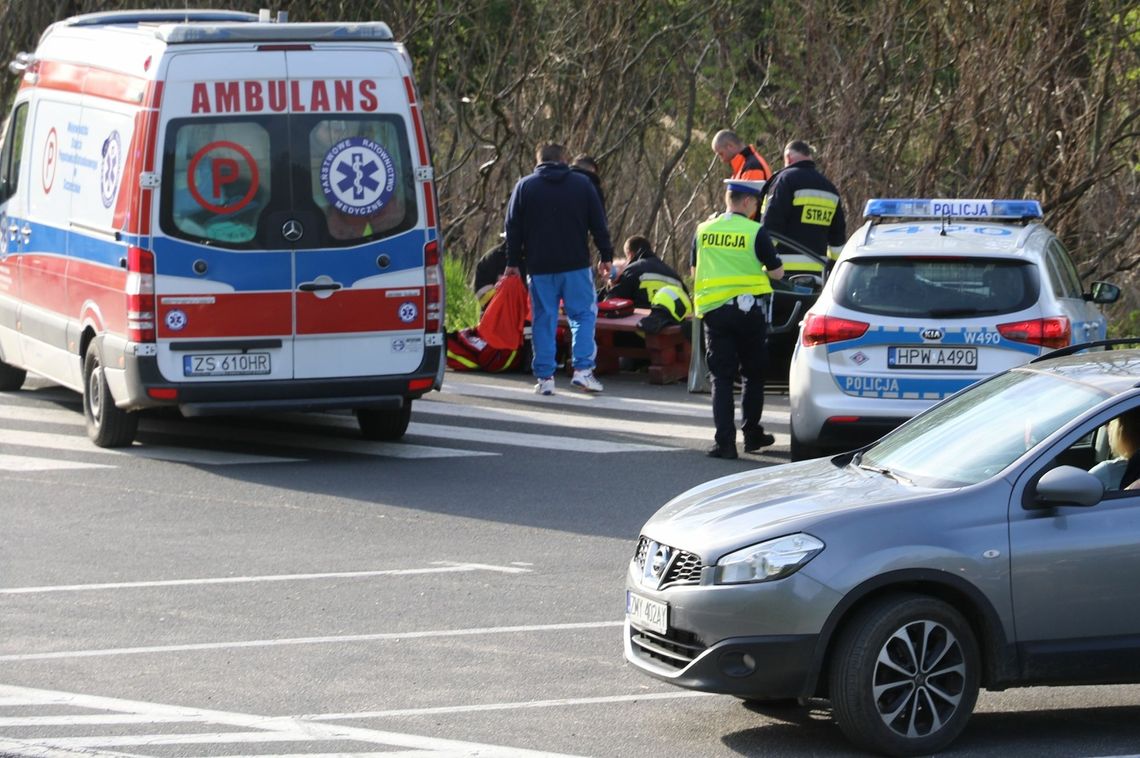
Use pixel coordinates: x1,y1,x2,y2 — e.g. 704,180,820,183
703,297,769,448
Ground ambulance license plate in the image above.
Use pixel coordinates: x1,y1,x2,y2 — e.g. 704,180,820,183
626,591,668,635
888,346,977,370
183,353,271,377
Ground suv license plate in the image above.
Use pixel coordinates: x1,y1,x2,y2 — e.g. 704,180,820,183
626,591,668,635
888,346,977,370
183,352,271,377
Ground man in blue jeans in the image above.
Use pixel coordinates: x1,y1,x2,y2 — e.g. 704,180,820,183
504,143,614,395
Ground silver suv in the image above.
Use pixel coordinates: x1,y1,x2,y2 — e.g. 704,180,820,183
626,341,1140,755
789,198,1119,460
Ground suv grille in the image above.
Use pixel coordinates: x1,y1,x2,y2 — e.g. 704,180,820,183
629,625,706,670
634,536,704,587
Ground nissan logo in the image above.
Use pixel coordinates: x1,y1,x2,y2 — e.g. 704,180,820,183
281,219,304,242
921,328,944,341
651,545,672,577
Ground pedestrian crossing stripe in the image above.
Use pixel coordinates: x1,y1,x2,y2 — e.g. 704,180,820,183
0,453,113,472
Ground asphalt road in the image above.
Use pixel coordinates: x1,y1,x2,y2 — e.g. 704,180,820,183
2,369,1140,757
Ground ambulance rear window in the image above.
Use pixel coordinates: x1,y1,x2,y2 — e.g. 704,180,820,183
165,119,271,245
834,257,1040,318
304,116,416,244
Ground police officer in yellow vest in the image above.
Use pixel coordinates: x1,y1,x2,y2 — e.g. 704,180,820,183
692,179,785,459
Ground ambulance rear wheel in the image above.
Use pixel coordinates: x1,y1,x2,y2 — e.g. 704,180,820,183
0,359,26,391
356,401,412,441
83,343,138,448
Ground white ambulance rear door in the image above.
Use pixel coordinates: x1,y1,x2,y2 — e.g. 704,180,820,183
152,49,297,384
281,47,426,380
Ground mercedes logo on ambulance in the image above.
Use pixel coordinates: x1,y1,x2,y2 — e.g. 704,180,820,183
281,219,304,242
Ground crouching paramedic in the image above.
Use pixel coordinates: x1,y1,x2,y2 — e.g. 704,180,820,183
693,179,784,459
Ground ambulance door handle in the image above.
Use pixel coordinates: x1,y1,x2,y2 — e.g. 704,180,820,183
298,282,342,292
18,225,30,243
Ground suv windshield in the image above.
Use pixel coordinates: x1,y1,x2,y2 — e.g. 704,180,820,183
861,368,1109,487
834,257,1039,318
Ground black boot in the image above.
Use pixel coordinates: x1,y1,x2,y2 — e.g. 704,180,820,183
744,430,776,453
706,443,738,459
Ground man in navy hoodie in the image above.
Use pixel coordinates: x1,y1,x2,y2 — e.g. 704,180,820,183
504,143,614,395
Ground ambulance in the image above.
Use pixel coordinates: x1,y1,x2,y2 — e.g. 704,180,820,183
0,10,445,447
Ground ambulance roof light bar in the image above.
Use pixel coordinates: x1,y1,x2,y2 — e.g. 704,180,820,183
863,198,1043,221
158,21,395,44
63,11,260,28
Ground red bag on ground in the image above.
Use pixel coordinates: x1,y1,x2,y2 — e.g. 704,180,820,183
597,297,634,318
478,274,529,350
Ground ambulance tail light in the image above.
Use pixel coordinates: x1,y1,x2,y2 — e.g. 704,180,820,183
997,317,1071,349
801,313,869,347
126,246,156,343
424,240,443,332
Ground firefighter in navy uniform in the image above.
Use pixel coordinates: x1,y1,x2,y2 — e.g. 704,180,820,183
692,180,785,459
760,139,846,275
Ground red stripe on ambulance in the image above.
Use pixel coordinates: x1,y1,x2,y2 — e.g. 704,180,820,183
156,293,292,338
296,288,424,335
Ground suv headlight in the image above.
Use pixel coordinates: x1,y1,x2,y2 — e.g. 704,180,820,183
713,533,824,584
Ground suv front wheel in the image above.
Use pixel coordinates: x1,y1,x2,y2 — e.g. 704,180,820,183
828,593,980,756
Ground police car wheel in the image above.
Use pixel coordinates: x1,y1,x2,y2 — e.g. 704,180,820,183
82,343,139,448
356,401,412,441
0,358,26,391
789,431,822,462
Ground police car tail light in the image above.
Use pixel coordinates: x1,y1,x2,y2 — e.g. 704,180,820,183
424,240,442,332
997,317,1071,349
126,246,156,343
801,313,869,347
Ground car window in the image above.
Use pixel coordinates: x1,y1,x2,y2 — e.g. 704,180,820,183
1058,407,1140,495
305,115,416,245
833,257,1038,318
1049,240,1084,299
0,102,29,204
861,368,1110,487
162,118,273,246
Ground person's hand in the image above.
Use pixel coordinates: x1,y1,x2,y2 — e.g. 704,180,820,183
502,266,521,279
597,261,612,280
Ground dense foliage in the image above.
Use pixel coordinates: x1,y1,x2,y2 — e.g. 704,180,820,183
2,0,1137,309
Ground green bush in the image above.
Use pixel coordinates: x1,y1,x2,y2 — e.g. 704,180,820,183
1108,310,1140,339
444,255,480,332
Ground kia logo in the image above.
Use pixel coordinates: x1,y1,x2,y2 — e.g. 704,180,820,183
921,328,944,341
281,219,304,242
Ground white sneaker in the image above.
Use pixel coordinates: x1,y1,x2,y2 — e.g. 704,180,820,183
534,376,555,395
572,369,604,393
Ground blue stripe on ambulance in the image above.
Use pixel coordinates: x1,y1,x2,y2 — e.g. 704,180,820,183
826,325,1041,356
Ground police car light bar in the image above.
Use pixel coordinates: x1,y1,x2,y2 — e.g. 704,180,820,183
863,198,1043,220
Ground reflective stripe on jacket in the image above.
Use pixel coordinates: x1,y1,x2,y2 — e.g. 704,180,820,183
693,214,773,316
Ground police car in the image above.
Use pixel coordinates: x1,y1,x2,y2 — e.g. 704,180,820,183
788,198,1120,460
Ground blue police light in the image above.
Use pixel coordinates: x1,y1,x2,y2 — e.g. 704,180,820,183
864,198,1043,220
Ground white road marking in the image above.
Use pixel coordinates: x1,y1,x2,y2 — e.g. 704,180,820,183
0,406,495,461
441,377,792,424
0,739,143,758
0,621,623,661
0,453,113,471
0,562,530,595
0,684,587,757
408,421,678,453
307,690,715,720
417,398,753,443
1,429,302,466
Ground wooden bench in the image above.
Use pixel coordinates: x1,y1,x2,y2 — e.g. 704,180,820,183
562,308,691,385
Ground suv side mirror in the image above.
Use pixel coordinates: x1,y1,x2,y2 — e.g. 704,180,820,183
1031,465,1104,508
1087,281,1121,304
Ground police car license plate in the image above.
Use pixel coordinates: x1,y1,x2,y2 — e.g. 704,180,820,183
626,591,668,635
888,346,977,370
183,353,271,377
